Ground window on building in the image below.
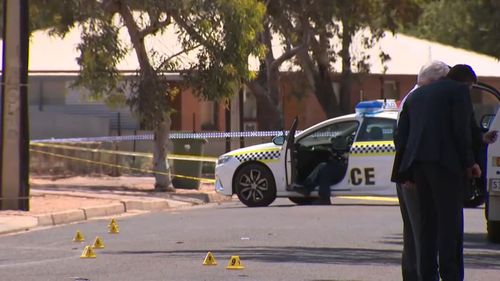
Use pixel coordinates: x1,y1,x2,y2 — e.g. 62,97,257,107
243,91,257,119
383,80,399,100
40,79,67,105
200,100,219,130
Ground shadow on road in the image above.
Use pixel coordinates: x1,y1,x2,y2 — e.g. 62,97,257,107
111,246,401,266
111,244,500,269
380,232,500,269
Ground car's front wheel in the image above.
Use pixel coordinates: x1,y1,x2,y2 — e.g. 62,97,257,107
234,163,276,207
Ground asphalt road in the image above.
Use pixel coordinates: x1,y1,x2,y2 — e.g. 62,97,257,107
1,198,499,281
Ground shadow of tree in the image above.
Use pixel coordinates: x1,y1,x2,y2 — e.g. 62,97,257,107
110,244,500,269
380,232,500,269
110,246,401,266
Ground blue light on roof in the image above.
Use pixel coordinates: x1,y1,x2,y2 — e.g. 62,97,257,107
355,99,398,115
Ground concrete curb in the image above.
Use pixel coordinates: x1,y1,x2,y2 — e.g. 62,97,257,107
34,198,179,227
1,189,233,235
83,203,125,220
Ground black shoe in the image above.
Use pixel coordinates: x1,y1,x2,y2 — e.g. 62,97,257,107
288,183,311,195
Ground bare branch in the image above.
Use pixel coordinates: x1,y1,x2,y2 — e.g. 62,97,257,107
157,43,202,70
140,16,171,37
270,28,310,72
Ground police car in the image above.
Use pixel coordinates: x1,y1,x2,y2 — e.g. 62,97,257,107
215,83,500,210
482,83,500,243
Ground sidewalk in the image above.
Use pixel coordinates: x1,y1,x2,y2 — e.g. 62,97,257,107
0,176,232,236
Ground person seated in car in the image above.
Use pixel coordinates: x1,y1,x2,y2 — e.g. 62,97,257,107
292,138,348,205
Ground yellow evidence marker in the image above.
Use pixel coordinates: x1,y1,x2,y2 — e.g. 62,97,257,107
202,251,217,265
80,245,97,258
92,236,105,249
226,256,245,270
73,230,84,242
108,218,117,227
108,223,119,234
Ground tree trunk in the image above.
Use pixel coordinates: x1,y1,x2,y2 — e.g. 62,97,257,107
339,22,353,115
153,114,174,192
246,22,283,131
313,60,339,118
311,33,340,118
246,80,282,130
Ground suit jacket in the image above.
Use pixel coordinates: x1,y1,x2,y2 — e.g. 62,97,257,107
392,79,475,182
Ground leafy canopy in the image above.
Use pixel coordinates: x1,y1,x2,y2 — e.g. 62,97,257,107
19,0,265,126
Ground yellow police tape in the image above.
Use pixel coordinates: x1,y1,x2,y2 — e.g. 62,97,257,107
29,142,217,163
29,148,216,184
337,196,399,203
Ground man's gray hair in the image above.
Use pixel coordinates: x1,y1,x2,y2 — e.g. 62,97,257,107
417,60,450,86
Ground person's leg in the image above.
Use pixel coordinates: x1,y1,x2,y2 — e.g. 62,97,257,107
425,163,464,281
414,163,439,281
290,162,322,194
315,162,332,204
397,183,418,281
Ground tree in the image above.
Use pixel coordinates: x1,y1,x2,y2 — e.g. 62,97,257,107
244,0,310,130
404,0,500,58
26,0,264,190
334,0,422,114
247,0,422,124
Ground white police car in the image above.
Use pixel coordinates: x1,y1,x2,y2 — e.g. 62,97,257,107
216,84,500,208
215,99,398,207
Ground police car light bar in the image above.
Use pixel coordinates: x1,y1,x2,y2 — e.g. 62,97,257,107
355,99,398,114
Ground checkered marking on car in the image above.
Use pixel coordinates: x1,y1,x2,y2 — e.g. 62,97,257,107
234,150,281,162
350,141,395,156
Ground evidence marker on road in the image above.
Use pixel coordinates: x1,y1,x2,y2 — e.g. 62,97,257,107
202,251,217,265
80,245,97,258
108,219,119,234
73,230,84,242
93,236,105,249
226,256,244,270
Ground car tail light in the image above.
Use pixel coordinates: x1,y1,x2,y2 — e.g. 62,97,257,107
494,157,500,167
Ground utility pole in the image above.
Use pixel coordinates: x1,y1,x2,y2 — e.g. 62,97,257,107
0,0,30,210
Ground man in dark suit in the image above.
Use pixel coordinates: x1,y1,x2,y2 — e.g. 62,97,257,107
392,61,450,281
394,65,480,281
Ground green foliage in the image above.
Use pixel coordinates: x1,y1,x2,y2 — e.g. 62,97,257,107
404,0,500,58
21,0,264,127
176,0,265,102
74,17,128,104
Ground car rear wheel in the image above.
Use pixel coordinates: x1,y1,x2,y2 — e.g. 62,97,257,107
288,197,316,205
234,163,276,207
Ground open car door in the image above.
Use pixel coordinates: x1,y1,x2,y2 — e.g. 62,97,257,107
284,117,299,188
464,82,500,208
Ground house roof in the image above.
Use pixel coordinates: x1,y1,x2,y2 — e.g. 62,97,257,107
1,27,499,77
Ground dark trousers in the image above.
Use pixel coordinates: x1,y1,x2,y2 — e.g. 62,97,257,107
304,161,345,199
397,182,422,281
414,162,464,281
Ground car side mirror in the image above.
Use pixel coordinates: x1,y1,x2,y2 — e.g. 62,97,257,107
272,135,285,145
480,114,496,130
331,136,349,151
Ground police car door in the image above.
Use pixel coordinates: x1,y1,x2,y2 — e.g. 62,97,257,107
346,117,397,195
283,118,299,187
465,82,500,208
